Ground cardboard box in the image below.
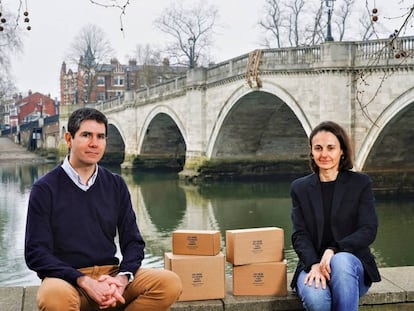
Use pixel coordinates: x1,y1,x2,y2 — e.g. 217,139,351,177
226,227,284,265
232,261,287,296
164,252,226,301
172,230,221,256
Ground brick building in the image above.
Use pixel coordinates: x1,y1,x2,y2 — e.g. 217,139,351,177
60,47,187,105
14,91,57,124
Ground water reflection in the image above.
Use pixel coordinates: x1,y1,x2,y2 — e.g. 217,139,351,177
138,174,187,233
0,163,56,286
372,199,414,267
0,163,413,287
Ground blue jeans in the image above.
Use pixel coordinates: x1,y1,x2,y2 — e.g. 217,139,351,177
296,252,370,311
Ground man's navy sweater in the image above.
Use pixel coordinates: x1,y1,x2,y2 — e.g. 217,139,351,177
25,165,145,286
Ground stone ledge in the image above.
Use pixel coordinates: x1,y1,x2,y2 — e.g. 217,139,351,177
1,266,413,311
171,266,414,311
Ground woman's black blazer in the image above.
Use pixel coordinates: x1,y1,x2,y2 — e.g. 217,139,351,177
290,170,381,289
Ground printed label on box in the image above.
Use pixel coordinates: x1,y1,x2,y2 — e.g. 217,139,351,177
187,236,198,249
252,239,263,253
253,272,264,286
192,272,204,286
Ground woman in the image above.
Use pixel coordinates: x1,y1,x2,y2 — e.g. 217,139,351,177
290,121,381,311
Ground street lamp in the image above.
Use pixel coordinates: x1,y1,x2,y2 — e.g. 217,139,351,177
188,36,195,69
325,0,334,42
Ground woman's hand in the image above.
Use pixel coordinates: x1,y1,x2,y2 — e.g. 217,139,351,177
304,248,335,291
304,263,328,289
319,248,335,281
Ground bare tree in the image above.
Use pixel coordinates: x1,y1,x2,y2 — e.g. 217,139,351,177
258,0,384,47
359,5,376,41
0,9,23,100
67,23,114,66
89,0,130,32
334,0,355,41
259,0,325,47
154,0,219,67
134,44,162,65
303,1,324,45
66,24,114,104
259,0,283,48
285,0,305,46
133,43,165,87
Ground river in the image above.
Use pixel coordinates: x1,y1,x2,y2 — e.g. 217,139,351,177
0,162,413,287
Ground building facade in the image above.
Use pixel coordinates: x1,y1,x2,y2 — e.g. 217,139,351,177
15,91,57,124
60,49,187,106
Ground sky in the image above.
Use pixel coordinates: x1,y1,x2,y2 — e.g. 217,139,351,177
3,0,411,100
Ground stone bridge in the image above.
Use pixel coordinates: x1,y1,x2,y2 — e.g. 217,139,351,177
59,37,414,189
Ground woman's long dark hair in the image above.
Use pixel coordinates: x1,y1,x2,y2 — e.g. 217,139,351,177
309,121,354,173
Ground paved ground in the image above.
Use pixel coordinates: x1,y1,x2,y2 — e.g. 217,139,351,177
0,137,44,163
1,266,414,311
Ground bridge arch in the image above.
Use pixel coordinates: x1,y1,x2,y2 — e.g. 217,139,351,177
356,87,414,171
206,81,312,160
102,119,125,165
106,118,126,143
138,105,187,153
136,105,187,170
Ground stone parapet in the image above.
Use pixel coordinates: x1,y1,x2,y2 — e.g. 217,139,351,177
2,267,413,311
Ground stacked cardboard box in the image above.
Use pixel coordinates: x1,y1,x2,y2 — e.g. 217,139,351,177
164,230,226,301
226,227,287,296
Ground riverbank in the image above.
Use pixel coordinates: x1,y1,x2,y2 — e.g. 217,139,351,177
0,137,45,163
1,266,413,310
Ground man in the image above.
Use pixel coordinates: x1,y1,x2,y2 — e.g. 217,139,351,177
25,107,182,310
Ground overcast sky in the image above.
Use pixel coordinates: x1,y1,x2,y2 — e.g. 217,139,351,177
4,0,411,100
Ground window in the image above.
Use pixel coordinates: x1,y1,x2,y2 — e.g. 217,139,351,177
114,75,124,86
98,92,106,101
97,76,105,86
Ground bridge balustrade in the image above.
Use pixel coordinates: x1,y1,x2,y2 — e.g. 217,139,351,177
355,36,414,66
207,54,249,81
134,76,187,103
260,47,321,71
91,36,414,112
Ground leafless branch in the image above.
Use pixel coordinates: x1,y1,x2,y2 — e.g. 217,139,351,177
89,0,130,32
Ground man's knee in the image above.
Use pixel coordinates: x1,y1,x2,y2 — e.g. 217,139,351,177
129,268,182,306
158,270,182,303
37,278,80,310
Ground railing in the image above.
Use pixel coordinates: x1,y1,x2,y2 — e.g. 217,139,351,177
206,46,321,80
79,36,414,112
0,115,60,136
355,36,414,66
134,76,187,102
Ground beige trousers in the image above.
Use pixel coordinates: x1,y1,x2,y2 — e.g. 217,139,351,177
36,266,182,311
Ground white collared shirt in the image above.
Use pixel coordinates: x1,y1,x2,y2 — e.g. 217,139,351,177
61,156,98,191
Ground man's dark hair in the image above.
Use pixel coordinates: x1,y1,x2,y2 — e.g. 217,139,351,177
67,108,108,138
309,121,354,173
